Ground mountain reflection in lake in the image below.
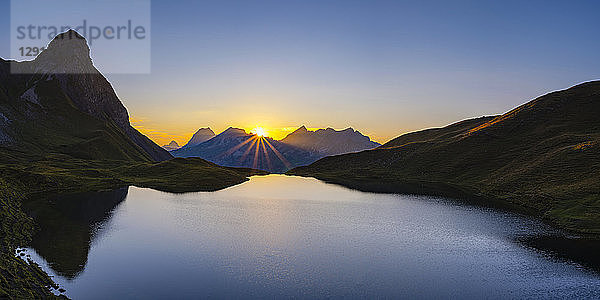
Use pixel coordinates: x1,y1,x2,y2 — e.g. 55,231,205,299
23,175,600,299
23,188,128,278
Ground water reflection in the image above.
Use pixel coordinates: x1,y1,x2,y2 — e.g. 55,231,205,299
20,176,600,298
24,187,128,278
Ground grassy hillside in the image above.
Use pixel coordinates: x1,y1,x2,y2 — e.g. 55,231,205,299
0,179,62,298
290,81,600,235
380,116,496,148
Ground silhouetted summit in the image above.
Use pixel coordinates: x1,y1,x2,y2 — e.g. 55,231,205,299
0,30,171,161
182,128,215,148
162,140,181,151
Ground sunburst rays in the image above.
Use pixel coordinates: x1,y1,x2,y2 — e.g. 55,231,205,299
263,138,292,170
222,133,291,171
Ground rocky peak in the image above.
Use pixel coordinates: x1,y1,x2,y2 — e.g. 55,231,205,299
287,125,308,136
195,127,215,135
183,127,216,148
162,140,181,151
280,126,380,156
5,31,172,161
34,30,95,74
220,127,248,137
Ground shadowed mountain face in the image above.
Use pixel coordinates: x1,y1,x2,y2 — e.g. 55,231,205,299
290,81,600,234
23,188,128,279
0,30,171,161
182,128,216,148
172,127,322,173
281,126,380,155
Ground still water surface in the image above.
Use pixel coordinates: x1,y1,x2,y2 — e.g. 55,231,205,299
23,175,600,298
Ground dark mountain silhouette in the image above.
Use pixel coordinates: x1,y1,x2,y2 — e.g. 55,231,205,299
0,30,263,192
281,126,380,155
172,127,322,172
162,140,181,151
2,30,171,161
290,81,600,234
182,127,215,148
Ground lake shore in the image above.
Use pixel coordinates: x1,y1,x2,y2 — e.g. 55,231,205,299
0,158,266,298
287,171,600,240
21,175,600,298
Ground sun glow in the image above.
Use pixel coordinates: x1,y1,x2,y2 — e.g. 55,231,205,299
251,127,268,137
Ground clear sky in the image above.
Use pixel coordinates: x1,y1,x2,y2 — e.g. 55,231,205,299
1,0,599,145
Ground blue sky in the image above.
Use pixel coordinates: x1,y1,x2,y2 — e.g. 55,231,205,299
1,0,599,144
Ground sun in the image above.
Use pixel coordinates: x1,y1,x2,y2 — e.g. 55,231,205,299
251,127,268,137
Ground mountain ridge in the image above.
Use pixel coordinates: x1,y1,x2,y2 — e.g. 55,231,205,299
289,81,600,234
171,126,381,172
3,30,171,161
172,127,323,172
182,127,215,148
281,126,381,155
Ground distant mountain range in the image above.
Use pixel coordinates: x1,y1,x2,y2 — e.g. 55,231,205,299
171,126,380,172
162,127,216,152
281,126,380,156
290,81,600,234
172,127,321,173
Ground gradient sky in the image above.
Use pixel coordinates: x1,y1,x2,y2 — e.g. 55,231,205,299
1,0,600,145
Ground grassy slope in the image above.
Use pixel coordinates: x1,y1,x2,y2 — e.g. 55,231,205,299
0,180,61,298
0,73,267,193
290,81,600,235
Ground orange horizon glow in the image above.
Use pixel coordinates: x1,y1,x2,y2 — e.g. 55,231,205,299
130,117,362,147
133,125,382,146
